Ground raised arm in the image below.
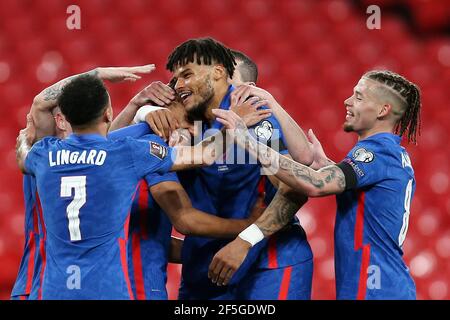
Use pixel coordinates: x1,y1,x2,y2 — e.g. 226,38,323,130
150,181,256,238
110,80,176,132
213,109,347,197
31,65,155,140
231,84,313,166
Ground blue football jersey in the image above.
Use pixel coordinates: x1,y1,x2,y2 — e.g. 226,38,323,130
178,85,312,298
110,125,177,300
335,133,416,300
24,133,174,299
11,175,41,298
127,173,178,300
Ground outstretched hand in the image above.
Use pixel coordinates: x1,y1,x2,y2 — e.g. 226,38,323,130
97,64,156,83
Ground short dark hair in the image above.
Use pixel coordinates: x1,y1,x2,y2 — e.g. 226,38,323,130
58,75,109,128
363,70,421,144
231,49,258,83
166,37,236,78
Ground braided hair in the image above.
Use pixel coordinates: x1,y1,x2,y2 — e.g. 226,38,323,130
166,37,236,78
363,70,422,144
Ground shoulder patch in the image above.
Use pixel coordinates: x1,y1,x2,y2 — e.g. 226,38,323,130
352,147,374,163
254,120,273,140
149,141,168,160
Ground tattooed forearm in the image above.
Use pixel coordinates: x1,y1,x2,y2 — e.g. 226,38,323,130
255,188,303,237
240,131,346,195
290,164,325,188
42,82,66,101
42,69,99,102
322,166,346,190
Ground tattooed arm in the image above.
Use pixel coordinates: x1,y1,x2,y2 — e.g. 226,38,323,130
272,154,346,197
231,84,313,165
207,181,308,286
31,65,155,140
213,108,347,197
31,69,99,140
254,182,307,236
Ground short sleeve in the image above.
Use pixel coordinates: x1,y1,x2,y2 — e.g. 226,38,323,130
145,171,179,187
340,139,388,189
127,135,175,178
108,122,152,141
248,109,289,155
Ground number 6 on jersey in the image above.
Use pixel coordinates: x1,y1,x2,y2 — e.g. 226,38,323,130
61,176,86,241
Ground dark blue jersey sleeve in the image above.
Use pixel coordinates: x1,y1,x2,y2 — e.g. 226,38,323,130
108,122,153,140
126,135,175,178
136,134,180,187
145,172,179,187
341,139,388,189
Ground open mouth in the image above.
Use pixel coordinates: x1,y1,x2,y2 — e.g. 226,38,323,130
179,91,193,104
345,110,354,121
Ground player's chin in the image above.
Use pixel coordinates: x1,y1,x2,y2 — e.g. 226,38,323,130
343,122,354,132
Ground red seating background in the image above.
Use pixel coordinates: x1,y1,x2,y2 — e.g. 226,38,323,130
0,0,449,300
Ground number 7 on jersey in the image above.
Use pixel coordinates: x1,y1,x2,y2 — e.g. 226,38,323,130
61,176,86,241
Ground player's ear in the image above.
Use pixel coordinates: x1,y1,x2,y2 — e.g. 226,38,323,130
213,65,226,81
104,105,113,123
378,103,392,118
55,113,67,131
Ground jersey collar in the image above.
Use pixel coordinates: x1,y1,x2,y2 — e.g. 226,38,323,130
67,133,108,143
211,84,235,130
362,132,401,144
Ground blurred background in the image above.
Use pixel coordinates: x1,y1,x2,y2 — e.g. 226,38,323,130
0,0,449,300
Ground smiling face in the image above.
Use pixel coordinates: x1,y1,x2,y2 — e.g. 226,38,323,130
172,62,215,118
343,78,384,136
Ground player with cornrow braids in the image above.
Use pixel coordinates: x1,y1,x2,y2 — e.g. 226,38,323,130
211,70,421,300
363,70,421,144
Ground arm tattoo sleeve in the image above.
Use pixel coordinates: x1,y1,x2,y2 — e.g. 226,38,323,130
240,129,346,194
42,69,99,101
255,189,302,237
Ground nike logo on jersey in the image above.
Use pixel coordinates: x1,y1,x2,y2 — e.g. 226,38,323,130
49,149,107,167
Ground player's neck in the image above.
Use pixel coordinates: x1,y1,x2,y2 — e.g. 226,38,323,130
357,123,395,141
205,83,229,125
73,123,108,137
